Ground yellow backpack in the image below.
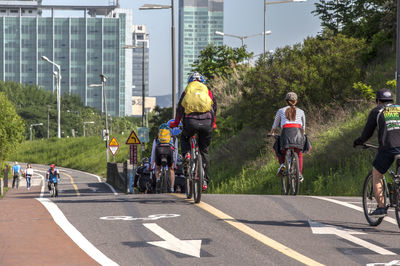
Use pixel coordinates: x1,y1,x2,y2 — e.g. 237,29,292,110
158,128,172,144
181,82,213,114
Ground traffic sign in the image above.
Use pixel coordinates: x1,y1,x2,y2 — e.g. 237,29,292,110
108,136,119,156
138,127,149,143
126,130,141,144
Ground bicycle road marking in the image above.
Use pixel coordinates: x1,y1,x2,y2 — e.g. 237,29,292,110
62,171,80,196
36,197,118,266
174,194,324,266
311,196,398,225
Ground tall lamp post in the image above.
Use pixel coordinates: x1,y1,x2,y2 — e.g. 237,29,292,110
264,0,306,54
215,30,272,47
122,43,147,127
89,74,109,162
30,123,43,141
140,2,176,118
41,56,61,138
83,121,95,137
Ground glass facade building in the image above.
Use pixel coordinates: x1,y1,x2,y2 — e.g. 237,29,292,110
132,24,149,97
0,1,133,116
178,0,223,96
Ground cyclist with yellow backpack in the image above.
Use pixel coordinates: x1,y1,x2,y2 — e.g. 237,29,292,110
169,72,217,190
150,123,179,193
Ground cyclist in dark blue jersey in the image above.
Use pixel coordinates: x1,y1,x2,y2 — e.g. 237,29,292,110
46,164,60,197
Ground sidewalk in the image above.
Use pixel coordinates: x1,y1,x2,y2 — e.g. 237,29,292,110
0,184,98,266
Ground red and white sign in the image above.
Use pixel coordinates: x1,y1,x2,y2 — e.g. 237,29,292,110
109,136,119,156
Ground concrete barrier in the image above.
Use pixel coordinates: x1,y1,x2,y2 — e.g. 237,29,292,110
106,162,127,193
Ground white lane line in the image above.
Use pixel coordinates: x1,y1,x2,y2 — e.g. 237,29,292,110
311,196,398,225
35,167,118,196
36,197,118,266
57,167,118,195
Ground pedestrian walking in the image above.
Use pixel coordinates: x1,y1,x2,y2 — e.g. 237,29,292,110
12,162,21,189
25,163,33,190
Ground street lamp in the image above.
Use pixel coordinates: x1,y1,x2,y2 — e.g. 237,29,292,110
41,55,61,138
83,121,95,137
264,0,307,54
122,43,147,127
90,74,109,162
215,30,272,47
30,123,43,141
140,2,176,118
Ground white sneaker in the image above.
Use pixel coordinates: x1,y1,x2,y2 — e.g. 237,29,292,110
299,174,304,183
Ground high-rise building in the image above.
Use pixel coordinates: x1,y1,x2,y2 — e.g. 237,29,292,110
0,0,133,117
178,0,223,96
132,24,149,97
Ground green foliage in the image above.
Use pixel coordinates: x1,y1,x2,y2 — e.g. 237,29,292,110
0,81,138,140
239,33,366,128
0,91,25,162
191,44,253,80
353,82,374,101
386,79,396,89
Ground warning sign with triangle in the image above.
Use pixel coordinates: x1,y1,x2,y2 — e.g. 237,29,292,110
126,130,141,144
109,136,119,147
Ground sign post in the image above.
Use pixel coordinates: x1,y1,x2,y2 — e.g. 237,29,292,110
126,130,141,194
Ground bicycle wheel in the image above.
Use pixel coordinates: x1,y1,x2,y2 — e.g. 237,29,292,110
395,184,400,229
289,151,300,195
161,168,168,193
362,172,386,226
193,152,203,204
281,151,291,195
50,183,55,197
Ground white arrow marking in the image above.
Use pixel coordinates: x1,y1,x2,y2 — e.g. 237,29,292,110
144,223,202,258
308,220,396,255
367,260,400,266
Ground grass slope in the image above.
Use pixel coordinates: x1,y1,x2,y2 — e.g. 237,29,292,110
9,134,131,178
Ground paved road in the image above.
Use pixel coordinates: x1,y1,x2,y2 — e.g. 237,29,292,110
4,164,400,265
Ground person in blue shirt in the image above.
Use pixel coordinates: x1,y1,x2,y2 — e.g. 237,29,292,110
46,164,60,197
11,162,21,189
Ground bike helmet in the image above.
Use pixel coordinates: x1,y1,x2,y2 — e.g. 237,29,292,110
50,164,55,168
187,72,205,83
376,88,393,102
159,123,170,130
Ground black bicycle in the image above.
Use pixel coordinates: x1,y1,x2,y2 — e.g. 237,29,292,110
185,135,204,203
269,135,301,195
359,144,400,228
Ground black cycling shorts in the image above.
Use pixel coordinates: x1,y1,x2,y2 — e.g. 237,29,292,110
155,145,174,167
373,147,400,174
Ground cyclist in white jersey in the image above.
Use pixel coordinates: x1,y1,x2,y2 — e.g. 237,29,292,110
270,92,306,182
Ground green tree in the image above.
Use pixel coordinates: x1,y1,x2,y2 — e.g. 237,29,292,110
191,44,253,81
240,33,367,127
0,91,25,161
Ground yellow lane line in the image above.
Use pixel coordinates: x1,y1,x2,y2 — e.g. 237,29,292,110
174,194,324,266
62,172,80,196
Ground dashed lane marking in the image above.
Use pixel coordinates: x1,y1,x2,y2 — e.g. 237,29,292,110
174,194,324,266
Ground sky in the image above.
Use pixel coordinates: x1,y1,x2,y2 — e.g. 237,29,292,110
42,0,322,96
